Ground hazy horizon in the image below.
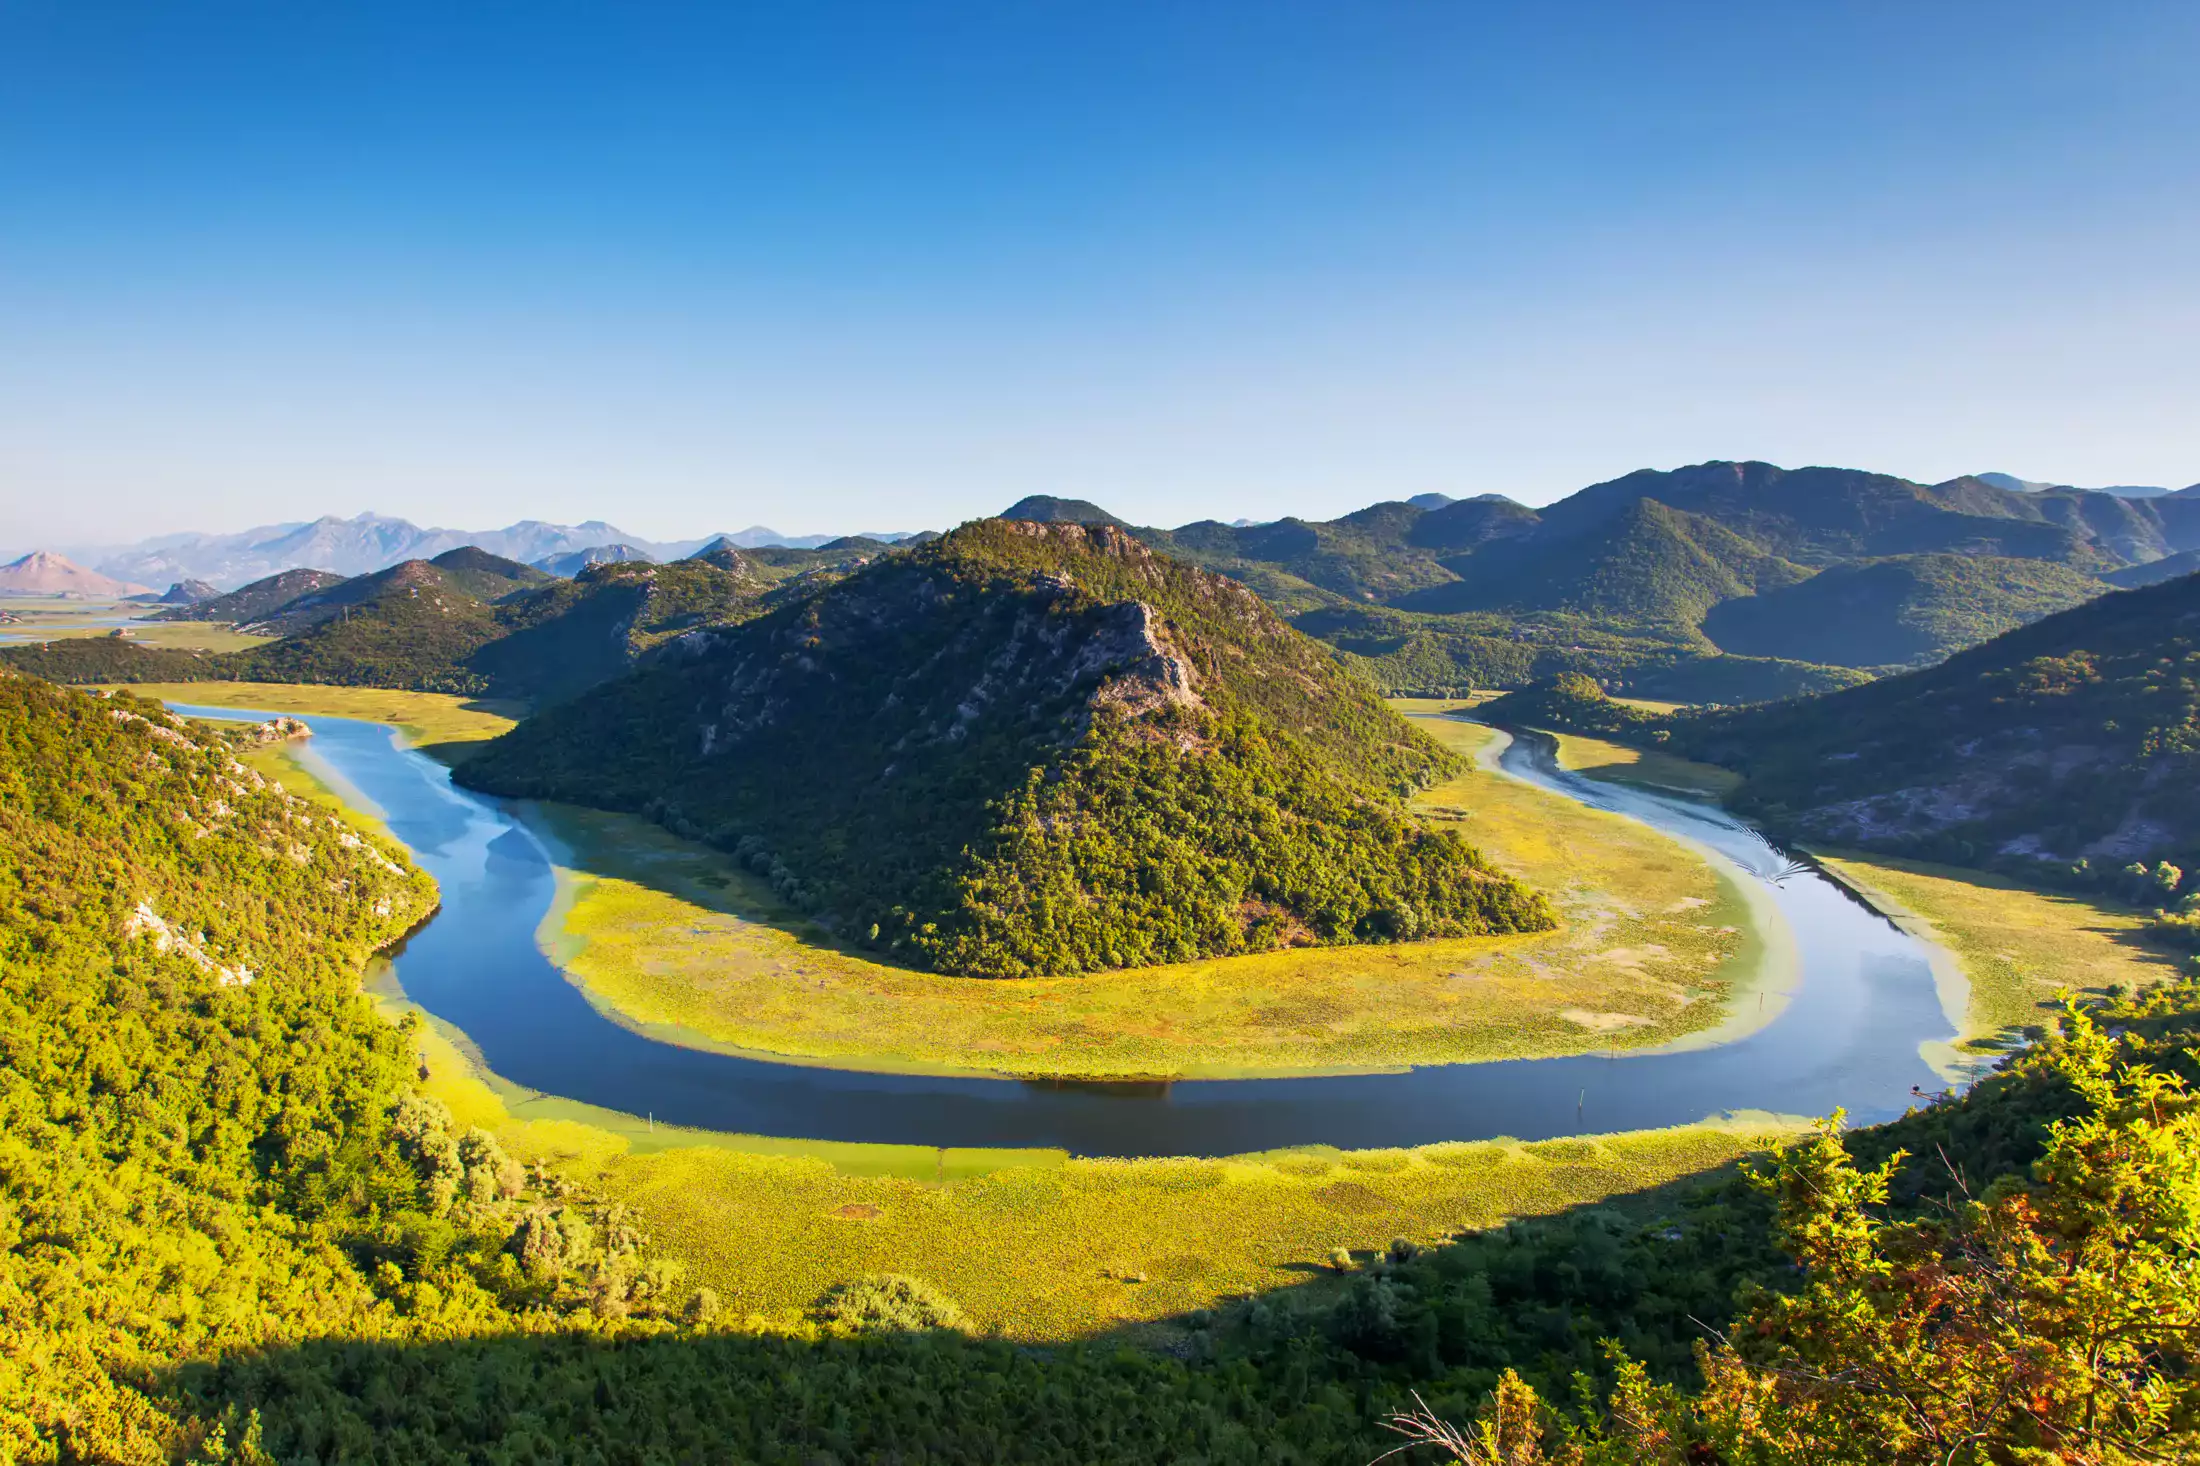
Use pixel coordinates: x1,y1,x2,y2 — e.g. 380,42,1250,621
15,458,2200,567
4,2,2196,546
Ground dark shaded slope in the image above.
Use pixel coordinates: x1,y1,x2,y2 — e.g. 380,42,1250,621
1702,555,2109,668
2107,553,2200,590
1676,574,2200,869
474,557,776,704
459,520,1553,977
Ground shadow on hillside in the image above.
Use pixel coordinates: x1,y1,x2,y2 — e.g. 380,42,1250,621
163,1156,1787,1465
519,795,940,978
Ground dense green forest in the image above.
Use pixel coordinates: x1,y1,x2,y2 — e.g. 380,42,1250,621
0,672,688,1456
459,519,1555,977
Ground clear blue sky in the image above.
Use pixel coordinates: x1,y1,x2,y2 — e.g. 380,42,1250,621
2,2,2195,546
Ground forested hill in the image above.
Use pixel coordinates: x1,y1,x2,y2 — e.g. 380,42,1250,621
149,565,347,623
0,674,662,1443
1107,460,2192,697
0,552,798,704
458,519,1554,977
1670,571,2200,873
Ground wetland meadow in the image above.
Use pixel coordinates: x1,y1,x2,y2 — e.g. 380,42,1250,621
144,682,2178,1341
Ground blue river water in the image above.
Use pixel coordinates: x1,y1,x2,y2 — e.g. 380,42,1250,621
173,704,1955,1157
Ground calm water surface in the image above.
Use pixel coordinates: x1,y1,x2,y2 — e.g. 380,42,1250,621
173,704,1956,1157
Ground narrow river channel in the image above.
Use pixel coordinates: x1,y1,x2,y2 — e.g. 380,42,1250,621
174,703,1958,1157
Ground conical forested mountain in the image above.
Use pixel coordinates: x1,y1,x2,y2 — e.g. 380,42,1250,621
457,519,1554,977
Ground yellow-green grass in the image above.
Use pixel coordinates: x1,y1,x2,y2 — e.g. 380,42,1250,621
1390,696,1737,799
1815,851,2181,1057
1545,729,1741,800
121,681,520,762
395,1000,1801,1340
522,710,1760,1078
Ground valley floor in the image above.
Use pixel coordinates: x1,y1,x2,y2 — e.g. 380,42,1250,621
526,764,1754,1078
401,1002,1801,1340
154,682,2187,1342
0,595,274,651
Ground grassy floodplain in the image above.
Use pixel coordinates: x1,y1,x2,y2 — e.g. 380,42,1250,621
1816,851,2181,1053
398,1002,1802,1339
526,700,1759,1078
119,679,522,759
0,595,274,651
155,679,1811,1337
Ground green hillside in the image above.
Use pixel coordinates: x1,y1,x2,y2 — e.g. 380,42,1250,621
236,558,511,691
422,544,555,599
1530,461,2159,569
150,566,346,623
0,672,710,1449
1675,574,2200,873
1087,462,2200,699
1702,554,2110,668
0,555,781,704
1149,503,1464,605
458,519,1555,977
1000,494,1130,526
1403,498,1811,627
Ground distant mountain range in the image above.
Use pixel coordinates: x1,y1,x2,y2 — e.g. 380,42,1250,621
1,537,898,703
1975,471,2200,500
13,458,2200,706
0,551,152,598
41,513,923,591
1004,459,2200,700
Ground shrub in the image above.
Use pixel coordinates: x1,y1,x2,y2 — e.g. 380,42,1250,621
812,1275,967,1333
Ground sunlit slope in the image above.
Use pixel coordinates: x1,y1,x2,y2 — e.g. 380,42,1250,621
459,519,1555,977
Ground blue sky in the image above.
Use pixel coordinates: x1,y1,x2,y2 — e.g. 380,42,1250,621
2,2,2196,545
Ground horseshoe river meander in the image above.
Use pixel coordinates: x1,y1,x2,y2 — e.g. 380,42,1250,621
172,703,1962,1158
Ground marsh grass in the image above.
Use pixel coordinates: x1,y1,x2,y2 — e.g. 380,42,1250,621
1548,729,1742,799
395,1000,1801,1340
1816,851,2180,1051
523,717,1753,1076
127,680,521,760
0,597,275,651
